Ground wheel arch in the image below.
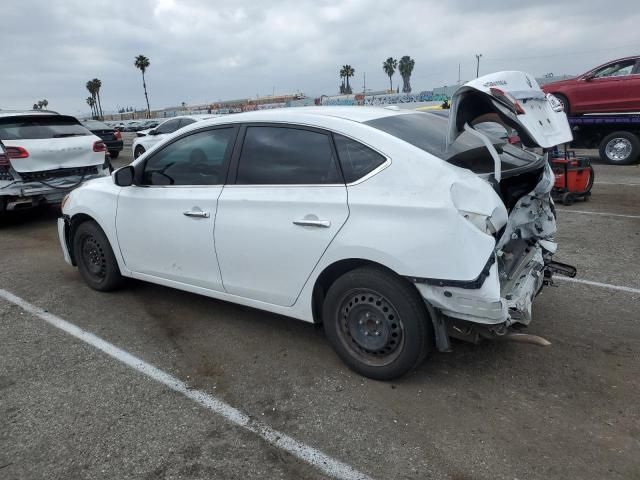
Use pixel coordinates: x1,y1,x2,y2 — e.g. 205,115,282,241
66,213,110,266
311,258,421,324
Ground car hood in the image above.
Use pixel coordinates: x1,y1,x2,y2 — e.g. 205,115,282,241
448,71,573,149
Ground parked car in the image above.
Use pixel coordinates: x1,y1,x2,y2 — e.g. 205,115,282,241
132,115,216,158
541,55,640,114
81,119,123,159
0,111,110,215
58,72,573,380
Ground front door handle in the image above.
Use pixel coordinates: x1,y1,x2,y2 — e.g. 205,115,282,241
292,219,331,228
183,210,210,218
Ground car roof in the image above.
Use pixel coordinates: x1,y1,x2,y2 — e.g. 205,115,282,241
0,110,62,118
190,106,411,130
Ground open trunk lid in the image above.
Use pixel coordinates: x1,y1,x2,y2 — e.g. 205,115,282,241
448,71,573,150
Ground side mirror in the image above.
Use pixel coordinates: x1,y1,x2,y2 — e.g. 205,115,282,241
583,73,595,81
148,129,157,135
114,165,134,187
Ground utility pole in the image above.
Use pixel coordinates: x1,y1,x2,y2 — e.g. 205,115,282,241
475,53,483,78
457,63,461,85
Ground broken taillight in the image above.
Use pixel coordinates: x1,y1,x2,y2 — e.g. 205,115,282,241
490,87,526,115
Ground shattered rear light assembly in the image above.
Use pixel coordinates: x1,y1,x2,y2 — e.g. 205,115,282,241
490,88,526,115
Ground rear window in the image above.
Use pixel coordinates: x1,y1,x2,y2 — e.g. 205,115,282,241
0,115,91,140
364,112,538,174
82,120,112,130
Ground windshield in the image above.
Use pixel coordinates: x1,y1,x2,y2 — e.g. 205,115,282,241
0,115,91,140
364,112,539,174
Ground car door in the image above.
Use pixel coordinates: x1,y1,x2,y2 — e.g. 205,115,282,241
574,59,637,112
214,124,349,306
116,125,238,290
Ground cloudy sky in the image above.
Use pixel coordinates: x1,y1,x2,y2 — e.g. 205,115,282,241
1,0,638,115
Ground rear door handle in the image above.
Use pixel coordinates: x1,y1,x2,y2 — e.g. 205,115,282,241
183,210,210,218
292,219,331,228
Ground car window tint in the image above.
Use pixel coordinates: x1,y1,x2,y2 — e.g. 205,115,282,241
594,61,635,78
236,126,342,185
142,128,233,186
0,115,91,140
156,119,181,134
333,134,386,183
179,118,196,128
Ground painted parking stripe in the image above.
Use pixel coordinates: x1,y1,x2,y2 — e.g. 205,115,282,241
595,182,640,187
0,288,372,480
555,277,640,295
555,209,640,219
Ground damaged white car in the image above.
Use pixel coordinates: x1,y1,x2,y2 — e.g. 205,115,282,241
58,72,575,380
0,111,111,215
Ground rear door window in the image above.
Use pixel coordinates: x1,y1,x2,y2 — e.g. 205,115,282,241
333,134,386,183
142,128,234,186
155,119,181,134
236,126,342,185
0,115,91,140
179,118,197,128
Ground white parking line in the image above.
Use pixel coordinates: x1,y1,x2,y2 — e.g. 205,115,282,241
555,209,640,219
595,182,640,187
0,288,372,480
555,277,640,295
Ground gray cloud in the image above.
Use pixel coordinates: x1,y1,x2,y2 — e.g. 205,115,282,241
1,0,638,115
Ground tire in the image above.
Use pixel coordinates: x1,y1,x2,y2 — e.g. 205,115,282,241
561,192,574,206
553,94,570,115
73,220,124,291
134,145,145,159
109,150,120,159
322,266,433,380
599,131,640,165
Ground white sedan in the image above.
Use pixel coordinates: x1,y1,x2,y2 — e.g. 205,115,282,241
132,114,217,159
59,72,574,380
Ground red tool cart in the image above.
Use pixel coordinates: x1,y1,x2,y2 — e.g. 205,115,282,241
549,149,595,206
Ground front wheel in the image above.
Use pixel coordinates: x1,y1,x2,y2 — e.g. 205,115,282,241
599,131,640,165
323,266,433,380
73,221,124,291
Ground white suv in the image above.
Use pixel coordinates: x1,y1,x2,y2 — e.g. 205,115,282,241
132,115,216,158
0,111,110,215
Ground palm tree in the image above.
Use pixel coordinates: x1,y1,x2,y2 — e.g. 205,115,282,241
339,66,346,94
383,57,398,92
341,65,354,94
134,55,151,118
86,80,98,118
33,103,39,110
41,99,48,110
398,56,415,93
86,96,96,117
92,78,103,119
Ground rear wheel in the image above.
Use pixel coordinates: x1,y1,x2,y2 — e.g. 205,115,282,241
134,145,145,159
323,266,433,380
599,131,640,165
109,150,120,159
73,220,124,291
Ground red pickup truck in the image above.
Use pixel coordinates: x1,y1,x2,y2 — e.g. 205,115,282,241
542,56,640,114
